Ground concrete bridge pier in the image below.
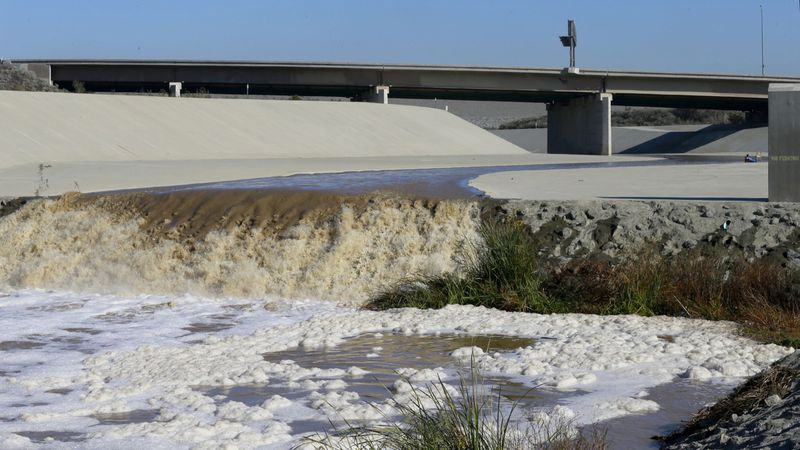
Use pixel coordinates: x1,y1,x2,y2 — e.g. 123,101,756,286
13,63,52,85
354,85,390,104
547,93,613,155
168,82,182,97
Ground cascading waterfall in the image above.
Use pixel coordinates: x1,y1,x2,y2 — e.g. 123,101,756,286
0,191,481,305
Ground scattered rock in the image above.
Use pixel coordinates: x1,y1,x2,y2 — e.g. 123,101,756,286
764,394,782,407
0,197,29,218
502,200,800,269
662,351,800,449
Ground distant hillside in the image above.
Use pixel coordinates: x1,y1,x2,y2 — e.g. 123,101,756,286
499,108,753,130
0,62,59,92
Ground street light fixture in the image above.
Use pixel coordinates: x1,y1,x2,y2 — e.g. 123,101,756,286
760,5,765,76
560,20,578,73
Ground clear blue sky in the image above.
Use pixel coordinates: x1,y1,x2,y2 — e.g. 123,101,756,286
2,0,799,76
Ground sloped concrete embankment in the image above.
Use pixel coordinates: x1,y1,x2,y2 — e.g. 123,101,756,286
0,91,526,196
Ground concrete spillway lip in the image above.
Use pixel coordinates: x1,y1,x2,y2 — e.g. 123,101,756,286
114,158,729,200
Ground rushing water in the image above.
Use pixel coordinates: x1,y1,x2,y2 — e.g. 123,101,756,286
0,191,792,449
149,159,714,198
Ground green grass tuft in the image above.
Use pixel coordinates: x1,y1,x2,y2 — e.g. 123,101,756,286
368,218,562,313
299,361,606,450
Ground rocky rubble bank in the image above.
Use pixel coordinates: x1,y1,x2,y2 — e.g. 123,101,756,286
495,199,800,269
490,199,800,449
662,350,800,449
0,197,28,218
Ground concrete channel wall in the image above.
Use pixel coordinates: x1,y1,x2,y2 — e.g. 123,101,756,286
769,84,800,202
0,91,525,171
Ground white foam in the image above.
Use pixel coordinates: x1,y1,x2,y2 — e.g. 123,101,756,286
0,197,481,306
0,289,792,448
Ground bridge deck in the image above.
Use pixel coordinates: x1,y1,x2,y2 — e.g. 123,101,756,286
12,60,800,110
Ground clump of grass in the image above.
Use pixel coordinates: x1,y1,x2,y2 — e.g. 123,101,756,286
299,363,606,450
367,218,561,313
547,246,800,344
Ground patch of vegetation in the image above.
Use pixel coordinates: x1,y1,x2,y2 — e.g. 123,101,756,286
549,248,800,345
498,116,548,130
369,218,800,347
183,87,211,98
71,80,87,93
0,62,59,92
300,363,607,450
612,108,747,127
368,218,562,313
497,108,753,130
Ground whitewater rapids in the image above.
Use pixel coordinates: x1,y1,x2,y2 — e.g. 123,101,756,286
0,191,480,305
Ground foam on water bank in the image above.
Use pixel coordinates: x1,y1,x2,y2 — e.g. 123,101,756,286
0,290,791,449
0,191,480,305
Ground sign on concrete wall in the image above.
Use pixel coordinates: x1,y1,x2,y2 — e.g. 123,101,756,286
769,84,800,202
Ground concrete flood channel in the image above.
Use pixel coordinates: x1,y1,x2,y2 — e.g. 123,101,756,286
10,160,747,447
90,159,741,448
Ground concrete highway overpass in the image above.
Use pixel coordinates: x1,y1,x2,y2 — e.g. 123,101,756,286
12,59,800,155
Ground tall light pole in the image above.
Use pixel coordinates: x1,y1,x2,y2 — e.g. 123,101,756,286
559,20,578,73
760,5,765,76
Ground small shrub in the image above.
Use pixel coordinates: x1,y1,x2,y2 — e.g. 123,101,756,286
299,362,607,450
368,218,559,313
72,80,86,93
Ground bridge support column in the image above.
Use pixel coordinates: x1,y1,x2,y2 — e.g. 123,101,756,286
547,93,612,155
768,84,800,202
13,63,52,85
355,85,390,104
168,82,182,97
